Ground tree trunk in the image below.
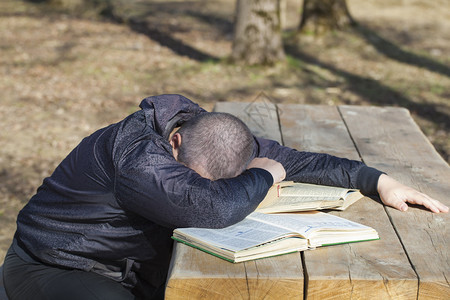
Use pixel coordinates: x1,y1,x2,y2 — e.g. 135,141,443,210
231,0,285,65
299,0,355,34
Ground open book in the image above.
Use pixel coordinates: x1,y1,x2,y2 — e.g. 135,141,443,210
256,182,364,213
172,212,379,263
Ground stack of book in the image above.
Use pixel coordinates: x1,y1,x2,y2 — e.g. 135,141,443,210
172,182,379,263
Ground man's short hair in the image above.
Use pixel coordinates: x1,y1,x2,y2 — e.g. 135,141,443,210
176,112,254,180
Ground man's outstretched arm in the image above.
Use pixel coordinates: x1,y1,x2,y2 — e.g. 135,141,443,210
254,137,448,214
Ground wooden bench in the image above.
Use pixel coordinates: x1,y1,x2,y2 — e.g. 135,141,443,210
165,102,450,299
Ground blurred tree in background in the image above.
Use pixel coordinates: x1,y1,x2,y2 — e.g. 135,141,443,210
231,0,356,65
231,0,285,65
299,0,355,34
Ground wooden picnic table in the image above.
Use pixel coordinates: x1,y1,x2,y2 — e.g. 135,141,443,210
165,102,449,299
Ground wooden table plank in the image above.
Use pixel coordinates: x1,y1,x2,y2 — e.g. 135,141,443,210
241,253,304,299
339,106,450,299
165,243,304,299
213,101,283,144
165,102,303,299
165,243,248,299
277,104,360,160
278,104,418,299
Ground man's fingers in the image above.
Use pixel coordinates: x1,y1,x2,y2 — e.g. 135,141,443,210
405,191,448,213
247,158,286,184
423,198,448,213
434,200,450,213
389,193,408,211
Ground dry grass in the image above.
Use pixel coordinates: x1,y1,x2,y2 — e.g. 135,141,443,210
0,0,448,261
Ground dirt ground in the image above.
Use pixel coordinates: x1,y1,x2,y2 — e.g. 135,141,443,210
0,0,449,262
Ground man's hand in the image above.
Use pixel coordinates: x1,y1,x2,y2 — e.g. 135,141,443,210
377,174,449,213
247,158,286,184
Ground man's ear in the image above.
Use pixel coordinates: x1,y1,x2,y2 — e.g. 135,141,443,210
170,132,182,149
170,133,182,161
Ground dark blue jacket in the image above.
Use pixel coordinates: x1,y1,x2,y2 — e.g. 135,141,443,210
14,94,381,297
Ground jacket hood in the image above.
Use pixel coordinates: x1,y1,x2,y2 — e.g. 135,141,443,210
139,94,206,140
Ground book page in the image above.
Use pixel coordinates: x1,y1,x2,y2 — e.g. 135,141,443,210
256,182,292,209
257,182,363,212
174,216,296,252
250,212,372,239
280,183,351,198
257,196,342,213
337,191,364,210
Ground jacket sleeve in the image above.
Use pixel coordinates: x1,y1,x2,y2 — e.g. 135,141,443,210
254,137,383,196
114,138,273,230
